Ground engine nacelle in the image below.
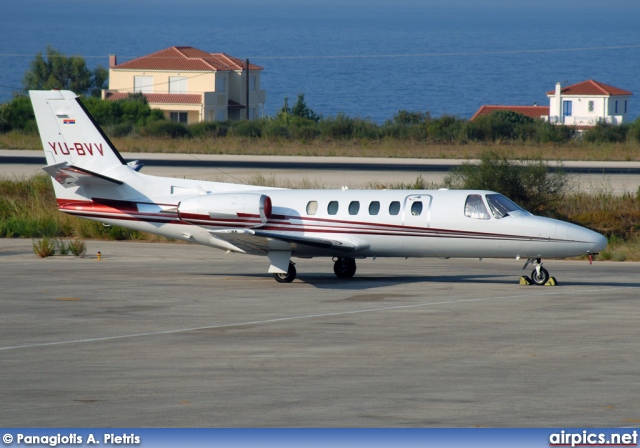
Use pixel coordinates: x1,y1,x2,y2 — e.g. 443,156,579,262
177,193,272,228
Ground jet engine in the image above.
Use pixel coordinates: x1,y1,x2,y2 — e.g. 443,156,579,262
177,193,272,228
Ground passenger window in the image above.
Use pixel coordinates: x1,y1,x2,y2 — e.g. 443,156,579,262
369,201,380,215
464,194,490,220
389,201,400,215
348,201,360,215
306,201,318,215
327,201,339,215
411,201,423,216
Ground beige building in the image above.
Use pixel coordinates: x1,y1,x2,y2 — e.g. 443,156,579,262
103,46,265,123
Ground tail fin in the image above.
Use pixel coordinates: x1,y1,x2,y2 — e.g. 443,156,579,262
29,90,127,175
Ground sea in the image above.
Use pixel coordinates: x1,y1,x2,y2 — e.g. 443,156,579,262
2,0,640,123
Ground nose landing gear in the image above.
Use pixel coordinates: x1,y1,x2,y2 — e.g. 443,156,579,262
522,258,553,286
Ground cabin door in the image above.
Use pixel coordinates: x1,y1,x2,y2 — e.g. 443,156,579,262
402,194,431,227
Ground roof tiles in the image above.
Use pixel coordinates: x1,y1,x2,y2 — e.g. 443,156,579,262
470,105,550,121
113,46,263,72
546,80,632,96
105,92,202,104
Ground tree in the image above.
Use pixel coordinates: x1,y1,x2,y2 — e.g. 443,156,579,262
291,93,321,122
277,94,321,123
22,45,108,97
444,151,567,216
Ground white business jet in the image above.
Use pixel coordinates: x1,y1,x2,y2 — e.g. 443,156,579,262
30,90,607,283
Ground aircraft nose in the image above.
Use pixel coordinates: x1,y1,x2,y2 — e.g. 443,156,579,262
558,221,608,254
591,232,608,253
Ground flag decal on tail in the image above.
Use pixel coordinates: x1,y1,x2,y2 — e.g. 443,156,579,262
63,119,76,125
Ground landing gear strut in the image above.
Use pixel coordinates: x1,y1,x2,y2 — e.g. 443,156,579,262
523,258,550,286
333,257,357,279
273,261,296,283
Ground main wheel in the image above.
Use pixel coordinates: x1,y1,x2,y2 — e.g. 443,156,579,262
273,262,296,283
531,266,549,285
334,257,357,279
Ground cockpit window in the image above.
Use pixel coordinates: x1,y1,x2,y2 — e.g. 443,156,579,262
486,194,526,219
464,194,490,220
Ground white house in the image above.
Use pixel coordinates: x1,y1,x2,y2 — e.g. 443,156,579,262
543,80,632,127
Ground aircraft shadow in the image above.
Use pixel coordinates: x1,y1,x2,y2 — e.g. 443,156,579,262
196,272,517,290
194,272,636,290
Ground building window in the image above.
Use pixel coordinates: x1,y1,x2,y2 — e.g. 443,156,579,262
348,201,360,215
134,76,153,93
170,112,188,123
250,75,257,91
216,110,226,122
389,201,400,215
615,100,619,114
216,76,226,93
588,101,594,112
169,76,187,94
368,201,380,215
327,201,339,215
625,100,628,114
563,100,572,117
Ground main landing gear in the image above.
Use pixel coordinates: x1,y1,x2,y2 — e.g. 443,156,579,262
333,257,357,279
273,261,297,283
522,258,551,286
272,258,358,283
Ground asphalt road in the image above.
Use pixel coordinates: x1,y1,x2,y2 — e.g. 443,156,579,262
1,239,639,427
2,150,640,192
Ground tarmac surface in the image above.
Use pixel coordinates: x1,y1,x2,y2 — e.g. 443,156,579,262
2,150,640,193
1,239,639,427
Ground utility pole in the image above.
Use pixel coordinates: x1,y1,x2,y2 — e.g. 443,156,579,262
245,58,250,120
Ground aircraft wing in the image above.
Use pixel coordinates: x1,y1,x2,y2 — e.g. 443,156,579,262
209,228,362,255
43,162,123,188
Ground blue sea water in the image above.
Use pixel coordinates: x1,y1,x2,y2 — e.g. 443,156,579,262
2,0,640,123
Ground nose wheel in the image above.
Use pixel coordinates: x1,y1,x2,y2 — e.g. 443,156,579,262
522,258,551,286
530,265,550,285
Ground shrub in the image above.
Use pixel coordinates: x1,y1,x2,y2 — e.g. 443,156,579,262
33,237,56,258
229,120,263,138
142,120,191,138
0,96,36,133
444,151,567,216
189,121,228,138
537,122,574,143
465,110,535,142
427,115,464,142
583,123,628,143
68,238,87,256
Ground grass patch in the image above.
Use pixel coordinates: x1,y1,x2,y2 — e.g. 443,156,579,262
3,131,640,161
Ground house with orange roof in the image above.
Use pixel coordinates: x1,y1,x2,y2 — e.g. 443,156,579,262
544,80,632,126
471,80,632,128
470,105,550,122
103,46,265,123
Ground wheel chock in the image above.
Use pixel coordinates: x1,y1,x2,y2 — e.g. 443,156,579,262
544,277,558,286
519,276,532,285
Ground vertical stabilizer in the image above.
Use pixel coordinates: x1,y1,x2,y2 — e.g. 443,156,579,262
29,90,126,174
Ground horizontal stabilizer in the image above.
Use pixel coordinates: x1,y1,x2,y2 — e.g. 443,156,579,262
43,162,123,188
